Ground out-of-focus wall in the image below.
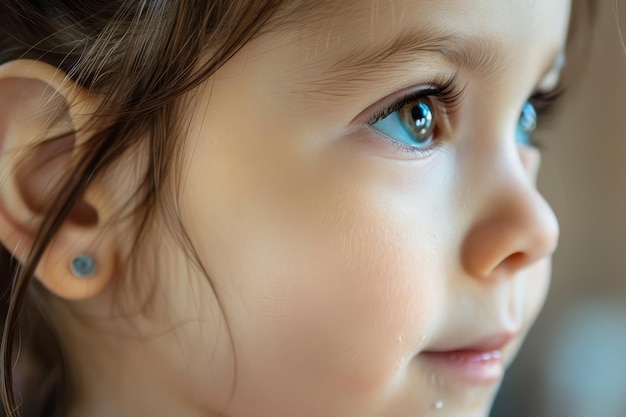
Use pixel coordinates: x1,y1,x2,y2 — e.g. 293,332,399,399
492,2,626,416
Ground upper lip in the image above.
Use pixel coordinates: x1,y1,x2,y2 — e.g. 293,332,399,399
422,331,518,353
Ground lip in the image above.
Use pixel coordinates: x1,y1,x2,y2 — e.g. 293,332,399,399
420,332,516,384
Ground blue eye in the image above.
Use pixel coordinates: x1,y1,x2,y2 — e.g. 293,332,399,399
516,101,537,146
371,98,435,148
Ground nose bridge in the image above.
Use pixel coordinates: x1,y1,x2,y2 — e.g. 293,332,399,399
460,148,559,280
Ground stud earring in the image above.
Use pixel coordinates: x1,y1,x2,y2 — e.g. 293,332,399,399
70,254,97,278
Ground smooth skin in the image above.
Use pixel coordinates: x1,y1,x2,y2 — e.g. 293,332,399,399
0,0,569,416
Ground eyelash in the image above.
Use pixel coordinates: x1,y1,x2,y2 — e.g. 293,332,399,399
525,86,565,149
365,74,464,156
367,74,465,125
365,75,565,156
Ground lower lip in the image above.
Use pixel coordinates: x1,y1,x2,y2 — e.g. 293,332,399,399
420,350,505,384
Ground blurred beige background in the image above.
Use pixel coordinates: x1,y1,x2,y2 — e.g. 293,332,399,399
492,2,626,416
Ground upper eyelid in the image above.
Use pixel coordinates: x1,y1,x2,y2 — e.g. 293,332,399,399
366,88,439,125
351,74,462,126
525,84,566,127
366,80,466,129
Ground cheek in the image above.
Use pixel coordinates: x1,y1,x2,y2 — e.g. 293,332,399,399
184,147,443,403
178,71,455,412
293,189,439,374
240,191,441,401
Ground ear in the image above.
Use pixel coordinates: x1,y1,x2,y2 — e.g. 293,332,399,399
0,60,119,300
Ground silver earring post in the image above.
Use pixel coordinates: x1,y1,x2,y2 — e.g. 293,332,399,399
70,254,97,278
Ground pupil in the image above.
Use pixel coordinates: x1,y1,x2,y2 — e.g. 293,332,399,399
411,101,432,135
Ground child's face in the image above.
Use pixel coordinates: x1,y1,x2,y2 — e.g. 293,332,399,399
149,0,569,416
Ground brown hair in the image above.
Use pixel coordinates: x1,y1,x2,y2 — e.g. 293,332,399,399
0,1,291,415
0,1,596,416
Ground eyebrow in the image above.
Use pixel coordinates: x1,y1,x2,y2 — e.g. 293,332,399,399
294,27,559,100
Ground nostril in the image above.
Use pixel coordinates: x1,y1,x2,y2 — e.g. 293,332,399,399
502,251,527,271
461,184,559,280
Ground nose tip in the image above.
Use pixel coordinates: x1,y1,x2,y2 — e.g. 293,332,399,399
461,184,559,280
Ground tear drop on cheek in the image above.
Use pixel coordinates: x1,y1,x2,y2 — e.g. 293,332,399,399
432,400,444,410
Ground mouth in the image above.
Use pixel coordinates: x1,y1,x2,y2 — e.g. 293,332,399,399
419,332,517,385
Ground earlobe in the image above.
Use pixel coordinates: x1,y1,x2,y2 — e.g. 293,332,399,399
37,241,118,301
0,60,118,301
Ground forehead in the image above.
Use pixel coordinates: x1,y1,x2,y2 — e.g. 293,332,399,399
270,0,571,86
281,0,571,39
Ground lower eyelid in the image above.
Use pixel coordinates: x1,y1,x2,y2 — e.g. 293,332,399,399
358,125,441,159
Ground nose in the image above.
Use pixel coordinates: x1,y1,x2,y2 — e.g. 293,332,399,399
461,157,559,280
